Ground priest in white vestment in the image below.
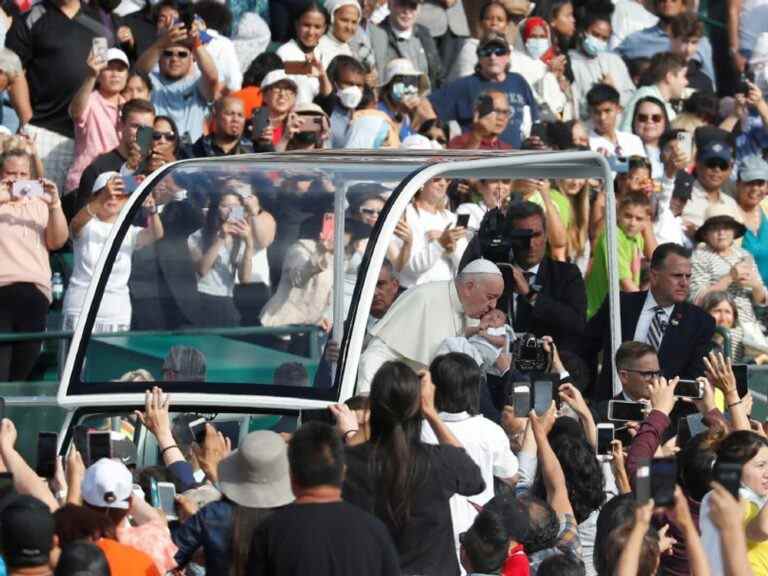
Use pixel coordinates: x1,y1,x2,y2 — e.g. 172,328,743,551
357,259,504,393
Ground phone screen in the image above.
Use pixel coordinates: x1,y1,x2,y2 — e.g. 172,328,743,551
674,379,703,399
157,482,178,520
476,95,495,117
456,214,470,228
608,400,646,422
36,432,58,479
227,205,245,222
92,37,108,62
635,460,651,503
136,125,154,157
88,431,112,463
299,115,323,133
319,213,335,243
73,425,90,464
597,425,614,456
188,417,207,445
149,477,160,508
533,380,553,415
732,364,749,398
713,461,741,499
512,385,530,416
251,107,270,137
651,457,677,507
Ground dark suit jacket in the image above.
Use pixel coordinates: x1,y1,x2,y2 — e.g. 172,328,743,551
460,239,587,353
581,290,715,402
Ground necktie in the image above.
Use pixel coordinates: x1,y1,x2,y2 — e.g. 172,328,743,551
647,306,667,351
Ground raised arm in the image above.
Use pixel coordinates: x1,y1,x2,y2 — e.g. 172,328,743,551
189,23,218,102
134,387,186,467
41,179,68,250
530,402,574,517
135,26,188,75
0,419,58,511
69,51,104,121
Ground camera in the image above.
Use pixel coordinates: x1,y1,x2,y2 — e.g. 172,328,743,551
477,208,533,265
511,333,549,372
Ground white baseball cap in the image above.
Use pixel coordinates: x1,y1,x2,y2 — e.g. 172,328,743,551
106,48,129,68
260,70,298,92
82,458,133,510
92,171,121,194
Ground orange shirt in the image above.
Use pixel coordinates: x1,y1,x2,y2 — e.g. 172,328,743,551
96,538,161,576
231,85,263,119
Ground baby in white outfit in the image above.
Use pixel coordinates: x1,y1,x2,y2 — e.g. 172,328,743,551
465,309,514,375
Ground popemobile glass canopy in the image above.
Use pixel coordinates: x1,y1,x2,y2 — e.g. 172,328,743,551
57,149,620,413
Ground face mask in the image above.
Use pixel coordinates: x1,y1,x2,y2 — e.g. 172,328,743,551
525,38,550,60
582,34,608,57
391,81,418,102
337,85,363,110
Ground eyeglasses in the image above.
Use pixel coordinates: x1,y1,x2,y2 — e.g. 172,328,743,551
492,108,511,117
477,45,510,59
153,131,175,141
704,158,731,171
622,368,662,380
637,113,663,123
162,50,190,59
360,207,381,217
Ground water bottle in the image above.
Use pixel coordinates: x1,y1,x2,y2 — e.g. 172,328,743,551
52,272,63,302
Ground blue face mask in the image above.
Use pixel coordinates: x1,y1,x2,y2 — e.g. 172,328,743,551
525,38,550,60
390,80,419,102
582,34,608,57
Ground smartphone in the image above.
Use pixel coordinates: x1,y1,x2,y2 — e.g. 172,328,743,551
476,94,495,117
284,61,312,75
513,385,531,416
607,400,647,422
88,431,112,463
651,457,677,507
188,417,207,445
122,175,138,195
635,460,651,503
136,125,154,157
227,205,245,222
676,131,693,159
149,476,160,508
674,379,704,399
713,461,742,500
732,364,749,398
36,432,58,479
179,2,195,30
533,379,553,416
456,214,470,228
615,425,633,448
597,423,614,457
92,37,108,62
251,107,270,137
686,413,707,437
72,425,90,464
298,115,324,133
319,212,335,243
300,408,335,426
156,482,178,521
11,180,44,199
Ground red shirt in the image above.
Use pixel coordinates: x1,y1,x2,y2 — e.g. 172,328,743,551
502,543,530,576
448,132,513,150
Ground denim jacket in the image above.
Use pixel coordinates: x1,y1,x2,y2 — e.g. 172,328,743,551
172,499,237,575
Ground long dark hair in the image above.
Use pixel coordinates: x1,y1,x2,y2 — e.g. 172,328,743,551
630,96,670,140
368,361,429,529
202,191,244,272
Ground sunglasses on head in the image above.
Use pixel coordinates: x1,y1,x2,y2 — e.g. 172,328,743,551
637,113,663,123
704,158,730,170
162,50,190,59
478,45,509,58
153,131,175,142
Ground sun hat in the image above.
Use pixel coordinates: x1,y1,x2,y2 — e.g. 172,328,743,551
260,70,298,92
81,458,134,510
217,431,294,508
694,204,747,244
379,58,428,92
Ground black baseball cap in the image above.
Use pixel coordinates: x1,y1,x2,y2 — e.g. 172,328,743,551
1,495,54,568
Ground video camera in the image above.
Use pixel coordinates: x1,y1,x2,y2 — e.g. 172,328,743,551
510,333,550,372
477,208,533,266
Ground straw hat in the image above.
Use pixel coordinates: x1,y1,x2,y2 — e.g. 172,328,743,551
694,204,747,244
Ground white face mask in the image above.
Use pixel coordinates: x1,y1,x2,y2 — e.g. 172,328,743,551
583,34,608,57
337,85,363,110
525,38,550,60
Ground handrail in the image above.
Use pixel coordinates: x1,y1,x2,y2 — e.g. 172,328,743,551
0,324,323,344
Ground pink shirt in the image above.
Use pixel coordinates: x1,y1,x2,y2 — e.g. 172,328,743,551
65,91,121,192
117,518,178,575
0,197,52,301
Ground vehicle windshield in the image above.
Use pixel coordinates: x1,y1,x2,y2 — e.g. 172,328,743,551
65,158,419,398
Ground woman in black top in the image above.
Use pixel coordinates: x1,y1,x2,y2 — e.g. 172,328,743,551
342,361,485,576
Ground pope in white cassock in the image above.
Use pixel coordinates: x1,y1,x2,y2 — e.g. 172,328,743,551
357,259,505,393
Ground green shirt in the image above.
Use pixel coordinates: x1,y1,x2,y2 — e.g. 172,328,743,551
527,190,572,230
586,226,644,318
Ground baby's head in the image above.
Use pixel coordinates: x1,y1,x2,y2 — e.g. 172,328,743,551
482,309,506,327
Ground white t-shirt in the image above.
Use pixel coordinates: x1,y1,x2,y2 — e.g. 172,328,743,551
317,33,354,70
202,29,243,92
64,219,143,326
188,229,245,297
276,40,321,105
456,201,489,237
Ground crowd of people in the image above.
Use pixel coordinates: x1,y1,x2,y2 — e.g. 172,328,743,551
0,0,768,574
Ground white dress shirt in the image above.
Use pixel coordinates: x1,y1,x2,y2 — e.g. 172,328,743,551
633,291,675,345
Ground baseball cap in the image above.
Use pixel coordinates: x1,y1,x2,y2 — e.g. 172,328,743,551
1,495,54,568
739,155,768,182
82,458,133,510
92,171,121,194
477,32,510,54
696,140,733,163
106,48,129,68
260,70,298,92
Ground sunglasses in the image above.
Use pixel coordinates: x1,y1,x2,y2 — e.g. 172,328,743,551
162,50,190,59
637,113,663,123
478,45,510,59
704,158,731,171
153,131,175,141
